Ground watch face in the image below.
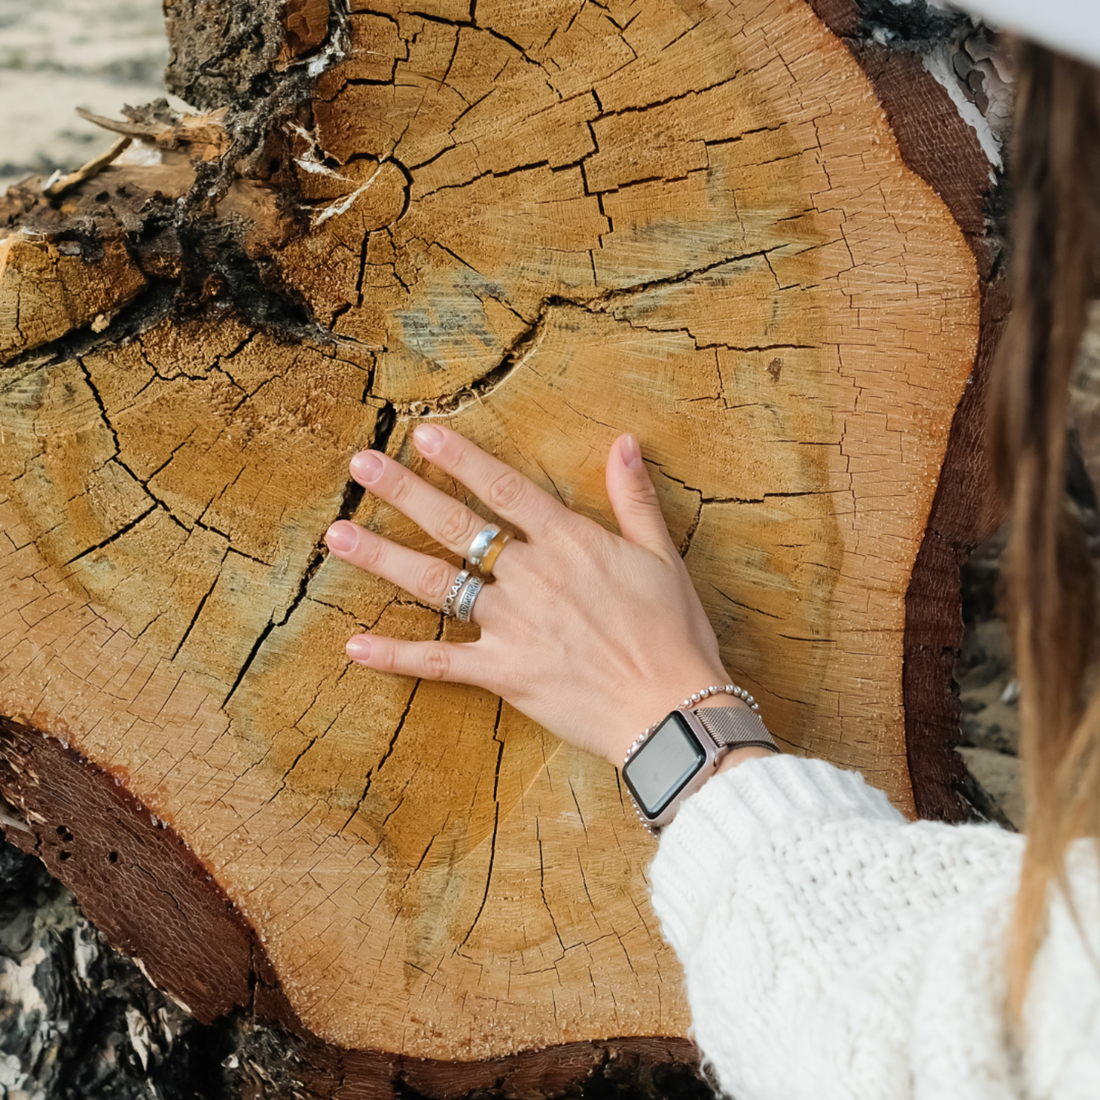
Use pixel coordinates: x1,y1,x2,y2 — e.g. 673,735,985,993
622,711,707,818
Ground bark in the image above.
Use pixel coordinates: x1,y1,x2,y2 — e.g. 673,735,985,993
0,0,1005,1094
0,835,235,1100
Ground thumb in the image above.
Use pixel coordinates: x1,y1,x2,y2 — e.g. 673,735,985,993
605,434,678,556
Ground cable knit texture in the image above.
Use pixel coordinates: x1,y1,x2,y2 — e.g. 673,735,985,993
649,756,1100,1100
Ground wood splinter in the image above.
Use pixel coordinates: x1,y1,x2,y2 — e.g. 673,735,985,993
75,104,231,160
43,136,133,198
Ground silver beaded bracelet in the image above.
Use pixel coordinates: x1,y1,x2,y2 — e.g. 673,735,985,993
683,682,758,713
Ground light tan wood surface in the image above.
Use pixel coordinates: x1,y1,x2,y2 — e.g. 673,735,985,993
0,0,978,1060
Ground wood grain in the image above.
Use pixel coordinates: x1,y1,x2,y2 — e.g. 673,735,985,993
0,0,982,1068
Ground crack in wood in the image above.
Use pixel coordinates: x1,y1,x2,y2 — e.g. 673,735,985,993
535,818,565,953
341,677,421,833
0,283,176,388
60,505,158,568
456,696,504,949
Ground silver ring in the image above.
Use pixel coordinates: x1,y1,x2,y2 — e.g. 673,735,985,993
442,569,470,617
467,524,501,567
455,574,484,623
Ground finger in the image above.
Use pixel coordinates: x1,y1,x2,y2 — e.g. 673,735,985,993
346,633,486,685
325,520,471,609
410,422,572,543
605,434,678,557
349,448,489,558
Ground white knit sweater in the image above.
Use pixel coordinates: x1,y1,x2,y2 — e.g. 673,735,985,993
649,756,1100,1100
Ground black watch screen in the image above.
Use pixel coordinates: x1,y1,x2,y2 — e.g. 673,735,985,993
622,710,706,818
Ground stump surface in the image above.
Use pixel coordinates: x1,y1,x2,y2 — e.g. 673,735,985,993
0,0,981,1068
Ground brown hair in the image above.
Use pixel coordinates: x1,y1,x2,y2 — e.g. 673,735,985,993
987,39,1100,1015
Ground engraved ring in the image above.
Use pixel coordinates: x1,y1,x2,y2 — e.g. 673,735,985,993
442,569,470,617
467,524,501,568
455,574,484,623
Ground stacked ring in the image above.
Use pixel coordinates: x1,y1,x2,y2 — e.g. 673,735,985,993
455,575,484,623
478,530,512,576
442,569,470,617
467,525,501,568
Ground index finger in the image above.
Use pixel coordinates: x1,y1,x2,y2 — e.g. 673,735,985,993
410,423,572,543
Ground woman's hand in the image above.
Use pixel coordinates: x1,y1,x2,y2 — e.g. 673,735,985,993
324,424,747,769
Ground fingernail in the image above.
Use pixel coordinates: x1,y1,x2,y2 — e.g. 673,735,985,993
325,521,357,553
621,433,643,470
413,423,444,454
350,450,383,483
346,636,372,661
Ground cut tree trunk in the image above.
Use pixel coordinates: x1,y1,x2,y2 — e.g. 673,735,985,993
0,0,1003,1093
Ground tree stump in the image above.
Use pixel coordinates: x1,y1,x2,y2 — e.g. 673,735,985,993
0,0,1003,1092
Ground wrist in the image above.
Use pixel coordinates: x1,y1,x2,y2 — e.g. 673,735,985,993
618,683,777,832
714,744,777,775
608,677,756,769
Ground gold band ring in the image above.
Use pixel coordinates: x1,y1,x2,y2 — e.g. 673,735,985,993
478,531,512,576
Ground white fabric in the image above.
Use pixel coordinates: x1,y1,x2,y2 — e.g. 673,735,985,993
649,755,1100,1100
950,0,1100,67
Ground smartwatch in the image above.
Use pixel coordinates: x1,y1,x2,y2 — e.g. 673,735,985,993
621,702,777,833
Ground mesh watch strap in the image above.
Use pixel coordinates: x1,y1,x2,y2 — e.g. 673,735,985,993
693,706,778,754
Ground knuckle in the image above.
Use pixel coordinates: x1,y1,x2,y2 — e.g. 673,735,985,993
493,662,526,699
421,560,454,602
436,503,475,548
570,519,603,554
356,533,386,571
530,564,569,601
387,468,413,506
487,470,526,511
421,643,452,680
623,479,658,509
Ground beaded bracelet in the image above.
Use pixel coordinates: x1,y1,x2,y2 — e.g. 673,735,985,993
681,682,758,712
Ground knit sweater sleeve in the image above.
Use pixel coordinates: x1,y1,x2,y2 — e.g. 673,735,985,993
648,755,1026,1100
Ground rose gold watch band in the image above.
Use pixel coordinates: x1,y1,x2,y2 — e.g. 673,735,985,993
692,706,779,755
621,684,780,836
